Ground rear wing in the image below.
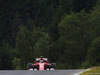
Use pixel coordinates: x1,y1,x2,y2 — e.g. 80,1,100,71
36,58,48,61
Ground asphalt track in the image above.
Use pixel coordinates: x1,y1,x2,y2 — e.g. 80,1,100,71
0,69,86,75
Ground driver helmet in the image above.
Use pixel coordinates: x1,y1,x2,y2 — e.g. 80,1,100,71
40,60,43,63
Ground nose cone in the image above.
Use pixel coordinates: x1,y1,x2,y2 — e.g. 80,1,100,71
39,63,45,70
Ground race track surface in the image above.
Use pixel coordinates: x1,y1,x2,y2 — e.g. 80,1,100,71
0,69,85,75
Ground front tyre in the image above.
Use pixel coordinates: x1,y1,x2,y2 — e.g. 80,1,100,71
50,63,56,68
27,63,33,70
50,63,56,70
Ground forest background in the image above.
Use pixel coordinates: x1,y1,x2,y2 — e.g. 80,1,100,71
0,0,100,70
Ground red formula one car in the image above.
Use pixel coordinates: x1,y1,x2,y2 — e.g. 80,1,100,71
27,58,56,70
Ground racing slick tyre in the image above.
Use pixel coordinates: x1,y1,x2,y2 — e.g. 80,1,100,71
50,63,56,68
27,63,33,69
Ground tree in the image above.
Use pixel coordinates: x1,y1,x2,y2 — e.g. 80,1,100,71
88,3,100,40
86,37,100,67
82,3,100,68
0,41,12,70
58,10,89,68
16,26,34,69
12,57,21,70
34,32,50,58
71,0,97,12
96,0,100,7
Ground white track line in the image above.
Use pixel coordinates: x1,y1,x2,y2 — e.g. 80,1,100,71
74,69,91,75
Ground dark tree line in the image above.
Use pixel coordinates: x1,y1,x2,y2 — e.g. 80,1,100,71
0,0,100,69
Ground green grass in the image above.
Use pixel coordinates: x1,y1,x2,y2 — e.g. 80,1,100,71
80,67,100,75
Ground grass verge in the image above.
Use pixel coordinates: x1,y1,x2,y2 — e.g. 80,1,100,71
80,67,100,75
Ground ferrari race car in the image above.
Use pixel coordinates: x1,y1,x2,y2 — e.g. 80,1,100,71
27,58,56,70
